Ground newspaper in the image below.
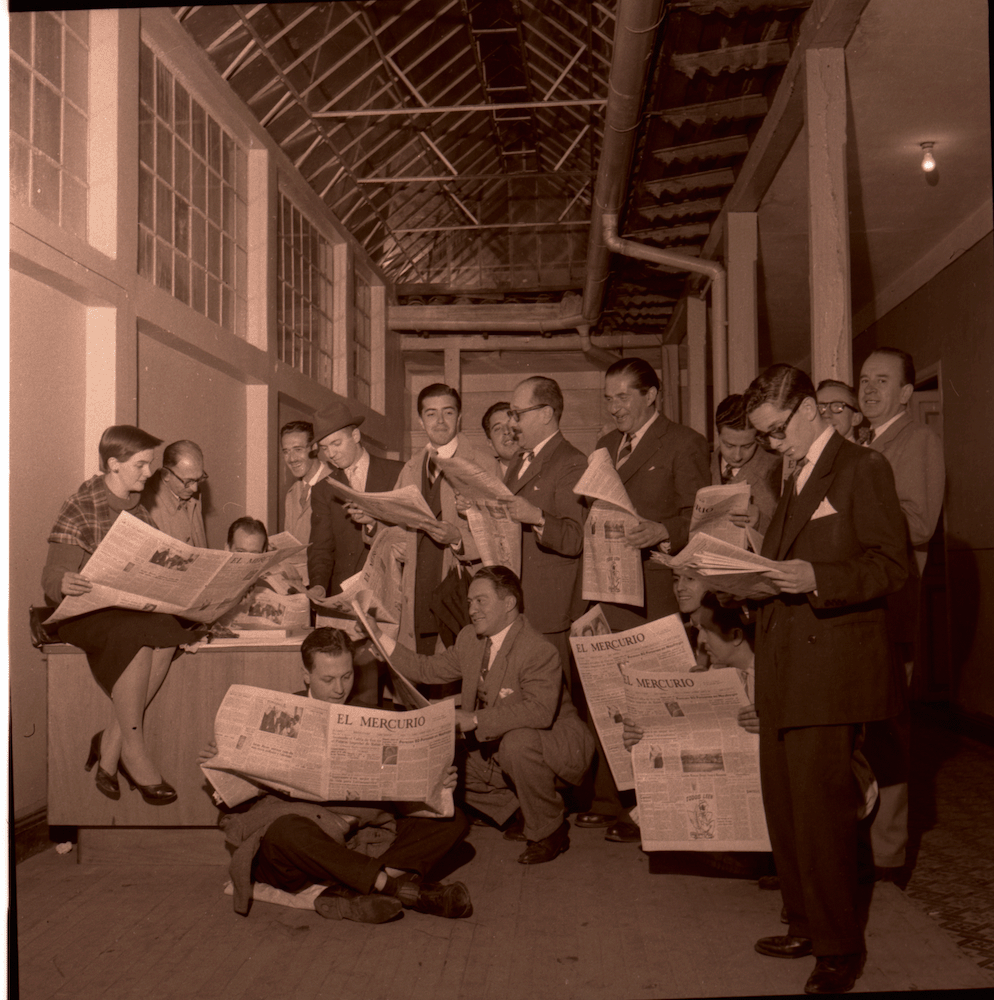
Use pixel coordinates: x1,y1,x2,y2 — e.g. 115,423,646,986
658,531,780,600
201,683,454,814
311,529,404,626
319,479,440,534
574,449,643,606
569,612,697,792
48,512,304,624
261,531,310,595
621,663,770,852
218,587,311,631
690,482,750,547
435,454,521,574
350,601,429,713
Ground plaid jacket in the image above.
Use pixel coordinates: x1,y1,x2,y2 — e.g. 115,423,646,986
48,475,156,553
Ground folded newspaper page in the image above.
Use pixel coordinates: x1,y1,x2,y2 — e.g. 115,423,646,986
350,601,430,713
319,480,440,534
311,529,403,626
570,604,612,638
575,448,643,605
435,454,521,574
202,683,454,814
262,532,310,595
48,512,304,624
621,663,770,852
690,482,750,548
570,612,697,792
660,531,780,600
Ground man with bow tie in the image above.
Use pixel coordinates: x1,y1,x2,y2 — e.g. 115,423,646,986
390,384,495,655
141,439,209,546
744,363,908,996
382,566,594,865
572,358,709,842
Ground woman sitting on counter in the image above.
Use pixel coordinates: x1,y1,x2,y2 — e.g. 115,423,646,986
42,425,206,805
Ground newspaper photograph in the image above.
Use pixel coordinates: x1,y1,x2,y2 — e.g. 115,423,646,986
621,664,770,852
202,684,454,814
570,613,697,792
47,512,303,624
319,479,440,534
570,603,612,638
217,587,311,631
689,482,751,548
658,531,780,600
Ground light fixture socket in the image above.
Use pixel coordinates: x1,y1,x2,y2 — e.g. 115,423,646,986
920,142,936,173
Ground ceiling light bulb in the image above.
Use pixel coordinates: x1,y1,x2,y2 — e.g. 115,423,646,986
920,142,936,172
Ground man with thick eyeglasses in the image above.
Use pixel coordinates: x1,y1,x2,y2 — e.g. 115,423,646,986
816,380,863,443
744,364,908,996
141,439,209,547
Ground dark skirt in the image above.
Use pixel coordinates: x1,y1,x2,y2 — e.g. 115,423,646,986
57,609,204,696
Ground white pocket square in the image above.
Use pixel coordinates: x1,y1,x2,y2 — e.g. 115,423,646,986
811,497,838,520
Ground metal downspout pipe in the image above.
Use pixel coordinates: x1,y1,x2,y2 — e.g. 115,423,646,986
601,213,728,409
581,0,666,328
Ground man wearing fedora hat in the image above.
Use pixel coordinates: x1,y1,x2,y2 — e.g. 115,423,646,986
306,401,403,609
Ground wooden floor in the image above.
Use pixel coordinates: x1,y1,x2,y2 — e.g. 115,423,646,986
12,823,992,1000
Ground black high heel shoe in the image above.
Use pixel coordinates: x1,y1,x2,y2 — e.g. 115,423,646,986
85,731,120,800
118,759,178,805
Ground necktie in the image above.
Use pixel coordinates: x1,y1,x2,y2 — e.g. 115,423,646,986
616,434,632,468
864,428,875,445
517,450,535,479
791,456,809,494
299,483,310,512
426,454,439,486
475,637,493,710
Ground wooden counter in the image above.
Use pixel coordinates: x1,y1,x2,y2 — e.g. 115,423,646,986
45,637,306,829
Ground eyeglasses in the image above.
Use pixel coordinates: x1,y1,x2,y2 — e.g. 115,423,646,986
755,397,804,446
816,401,858,416
163,467,209,489
507,403,548,421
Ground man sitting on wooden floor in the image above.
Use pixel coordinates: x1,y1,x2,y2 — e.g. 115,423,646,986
201,628,473,923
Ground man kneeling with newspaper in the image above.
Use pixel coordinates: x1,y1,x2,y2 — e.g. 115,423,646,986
200,628,473,922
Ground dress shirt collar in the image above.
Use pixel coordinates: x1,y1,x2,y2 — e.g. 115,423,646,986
624,408,658,452
529,430,558,459
305,461,329,487
343,448,370,491
430,436,460,461
865,411,903,443
795,425,834,492
484,621,515,665
157,476,196,512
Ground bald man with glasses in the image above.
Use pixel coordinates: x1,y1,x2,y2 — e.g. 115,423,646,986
142,440,209,547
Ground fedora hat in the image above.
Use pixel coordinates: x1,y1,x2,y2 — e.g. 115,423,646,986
313,401,365,443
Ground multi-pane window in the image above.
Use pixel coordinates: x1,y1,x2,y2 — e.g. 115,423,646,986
352,272,373,407
138,41,247,335
277,193,334,386
10,10,90,238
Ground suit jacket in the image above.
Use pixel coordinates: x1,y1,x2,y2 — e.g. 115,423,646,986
504,431,587,634
709,444,782,534
283,463,331,579
756,433,909,730
586,415,709,630
391,615,593,786
307,454,403,596
392,434,497,645
868,411,944,574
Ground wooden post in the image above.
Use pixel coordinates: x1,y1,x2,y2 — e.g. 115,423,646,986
660,344,680,422
806,47,852,386
687,295,708,437
725,212,758,394
444,345,461,396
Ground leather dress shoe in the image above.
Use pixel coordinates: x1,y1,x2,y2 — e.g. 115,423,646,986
604,820,640,843
502,812,527,842
804,952,866,994
315,884,402,923
754,934,813,959
517,820,570,865
575,811,615,828
758,874,781,891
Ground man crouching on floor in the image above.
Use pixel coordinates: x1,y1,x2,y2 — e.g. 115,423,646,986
199,627,472,923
